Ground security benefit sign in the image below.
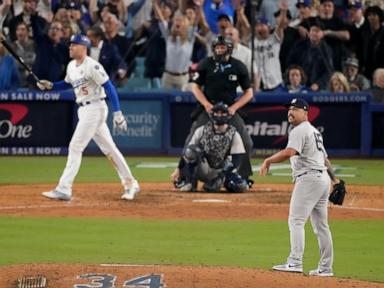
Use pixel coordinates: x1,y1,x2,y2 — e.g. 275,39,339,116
0,102,74,154
244,102,361,153
108,100,162,150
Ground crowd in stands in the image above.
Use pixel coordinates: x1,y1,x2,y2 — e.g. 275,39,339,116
0,0,383,102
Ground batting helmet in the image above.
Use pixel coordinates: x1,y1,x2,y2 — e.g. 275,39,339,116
211,102,232,126
211,35,233,61
224,173,248,193
70,34,91,48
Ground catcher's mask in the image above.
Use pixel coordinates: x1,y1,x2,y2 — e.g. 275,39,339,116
210,102,232,126
224,173,248,193
211,35,233,63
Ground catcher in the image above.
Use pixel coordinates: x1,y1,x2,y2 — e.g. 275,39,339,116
171,102,249,193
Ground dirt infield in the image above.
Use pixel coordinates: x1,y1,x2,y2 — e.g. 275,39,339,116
1,183,384,288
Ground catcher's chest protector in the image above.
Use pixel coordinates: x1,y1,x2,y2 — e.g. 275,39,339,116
200,122,236,169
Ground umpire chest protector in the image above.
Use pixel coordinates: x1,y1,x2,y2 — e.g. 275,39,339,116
194,57,251,105
200,122,236,169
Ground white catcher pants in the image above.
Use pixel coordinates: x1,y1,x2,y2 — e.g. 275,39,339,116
56,101,134,195
287,171,333,271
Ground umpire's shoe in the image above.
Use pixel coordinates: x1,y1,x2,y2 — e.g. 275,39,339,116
121,180,140,200
42,190,71,201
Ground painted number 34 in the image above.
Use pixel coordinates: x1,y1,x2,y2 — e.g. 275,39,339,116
74,273,164,288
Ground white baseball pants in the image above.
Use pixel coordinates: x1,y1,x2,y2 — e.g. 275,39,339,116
56,101,134,195
287,171,333,271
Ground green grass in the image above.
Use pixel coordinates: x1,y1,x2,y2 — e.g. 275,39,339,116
1,156,383,283
0,156,384,185
0,216,383,282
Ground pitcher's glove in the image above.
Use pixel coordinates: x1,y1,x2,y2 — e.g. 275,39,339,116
329,179,346,205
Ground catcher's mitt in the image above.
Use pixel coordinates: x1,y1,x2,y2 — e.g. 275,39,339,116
329,179,346,205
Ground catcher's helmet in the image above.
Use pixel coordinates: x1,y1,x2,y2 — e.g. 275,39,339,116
70,34,91,48
211,102,232,125
224,173,248,193
211,35,233,61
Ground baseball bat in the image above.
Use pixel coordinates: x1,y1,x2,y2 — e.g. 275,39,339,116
0,34,41,82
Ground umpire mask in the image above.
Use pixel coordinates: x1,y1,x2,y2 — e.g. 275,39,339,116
211,102,232,126
212,35,233,63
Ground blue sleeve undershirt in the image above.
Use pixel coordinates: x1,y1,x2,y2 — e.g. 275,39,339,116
51,80,72,90
102,80,121,112
51,80,121,112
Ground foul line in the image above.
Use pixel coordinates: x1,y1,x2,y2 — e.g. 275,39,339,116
0,203,110,210
335,206,384,212
0,203,383,212
100,264,160,267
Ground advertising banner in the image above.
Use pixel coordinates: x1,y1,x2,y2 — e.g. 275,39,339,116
88,100,163,151
170,102,361,154
0,102,74,154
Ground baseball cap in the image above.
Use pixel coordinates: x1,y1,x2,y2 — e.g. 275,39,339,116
296,0,311,8
255,16,270,26
70,34,91,48
67,1,81,10
347,0,362,9
345,57,359,67
217,14,232,23
285,98,309,111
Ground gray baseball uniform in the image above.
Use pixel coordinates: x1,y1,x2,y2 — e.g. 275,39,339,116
286,121,333,272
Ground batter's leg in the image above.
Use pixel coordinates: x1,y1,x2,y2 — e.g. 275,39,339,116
310,177,333,272
56,106,104,194
93,122,136,191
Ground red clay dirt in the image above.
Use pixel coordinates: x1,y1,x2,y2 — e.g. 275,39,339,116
0,182,383,288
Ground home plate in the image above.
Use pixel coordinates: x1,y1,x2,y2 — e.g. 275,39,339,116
192,199,231,203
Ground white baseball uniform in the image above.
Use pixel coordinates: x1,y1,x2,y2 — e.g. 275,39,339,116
55,56,135,196
286,121,333,272
252,32,283,90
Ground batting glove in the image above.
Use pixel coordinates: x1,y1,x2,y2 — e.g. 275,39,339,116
37,80,53,90
113,111,128,132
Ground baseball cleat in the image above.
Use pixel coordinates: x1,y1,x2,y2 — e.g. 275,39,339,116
42,190,71,201
121,180,140,200
308,269,334,277
180,183,193,192
272,263,303,273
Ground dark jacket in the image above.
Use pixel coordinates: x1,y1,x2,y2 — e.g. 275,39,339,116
31,18,69,82
287,38,334,90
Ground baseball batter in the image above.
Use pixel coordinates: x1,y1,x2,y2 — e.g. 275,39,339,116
37,34,140,201
259,98,334,277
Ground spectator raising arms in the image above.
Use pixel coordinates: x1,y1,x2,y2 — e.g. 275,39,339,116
31,20,70,82
154,0,198,90
287,17,334,91
11,21,36,87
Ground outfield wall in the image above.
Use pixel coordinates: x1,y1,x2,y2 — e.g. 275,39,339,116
0,90,383,157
